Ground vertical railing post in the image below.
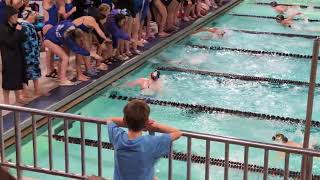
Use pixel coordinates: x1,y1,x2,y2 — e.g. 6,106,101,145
224,143,229,180
301,38,320,179
186,137,192,180
263,149,269,180
168,143,173,180
80,122,86,176
32,114,38,168
97,123,102,176
48,117,53,170
0,110,4,162
14,112,22,180
205,140,210,180
63,119,69,173
243,146,249,180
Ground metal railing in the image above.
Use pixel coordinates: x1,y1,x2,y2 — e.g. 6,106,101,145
0,104,320,180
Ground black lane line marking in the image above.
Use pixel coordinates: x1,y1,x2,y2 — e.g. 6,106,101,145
52,135,320,179
230,29,317,39
229,13,320,22
186,44,318,60
253,2,320,9
156,66,320,87
108,94,320,128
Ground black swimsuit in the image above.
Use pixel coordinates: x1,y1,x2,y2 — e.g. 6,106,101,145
160,0,172,6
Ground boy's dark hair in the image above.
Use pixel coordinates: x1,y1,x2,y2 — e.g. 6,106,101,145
123,100,150,132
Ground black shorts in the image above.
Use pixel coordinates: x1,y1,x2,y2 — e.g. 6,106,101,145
161,0,172,6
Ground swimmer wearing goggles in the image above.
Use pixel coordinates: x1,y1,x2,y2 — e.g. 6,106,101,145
275,15,293,28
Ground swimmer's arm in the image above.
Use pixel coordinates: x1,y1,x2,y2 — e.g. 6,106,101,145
86,17,108,41
126,79,143,88
58,5,75,20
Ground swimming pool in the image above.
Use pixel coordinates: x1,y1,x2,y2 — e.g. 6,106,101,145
6,0,320,179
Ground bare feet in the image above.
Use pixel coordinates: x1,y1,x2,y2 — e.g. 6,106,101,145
16,97,29,105
77,74,90,81
96,63,108,71
158,32,171,37
183,17,190,22
35,91,50,96
59,80,75,86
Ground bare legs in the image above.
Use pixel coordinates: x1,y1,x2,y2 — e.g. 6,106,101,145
43,40,73,86
3,90,28,104
152,0,170,37
166,0,179,31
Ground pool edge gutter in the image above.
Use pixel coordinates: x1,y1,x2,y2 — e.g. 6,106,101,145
3,0,242,142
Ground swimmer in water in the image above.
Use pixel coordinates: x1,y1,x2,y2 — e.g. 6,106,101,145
127,70,163,96
192,27,226,39
270,1,301,15
275,15,294,27
272,133,302,148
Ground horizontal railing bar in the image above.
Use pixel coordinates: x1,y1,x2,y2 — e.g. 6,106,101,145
0,104,104,124
52,135,320,179
2,103,320,156
0,162,85,179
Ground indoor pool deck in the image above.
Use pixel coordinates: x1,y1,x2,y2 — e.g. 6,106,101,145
1,0,240,139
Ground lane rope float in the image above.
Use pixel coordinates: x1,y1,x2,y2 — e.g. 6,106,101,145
186,44,319,60
156,66,320,87
107,94,320,128
253,2,320,9
229,13,320,22
52,135,320,179
230,29,317,39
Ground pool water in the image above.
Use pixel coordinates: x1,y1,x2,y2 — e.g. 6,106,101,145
7,0,320,179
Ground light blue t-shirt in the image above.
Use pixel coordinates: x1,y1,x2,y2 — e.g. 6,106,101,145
108,122,172,180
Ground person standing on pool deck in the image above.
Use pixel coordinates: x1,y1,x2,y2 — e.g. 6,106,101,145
105,99,182,180
0,6,29,104
270,1,302,16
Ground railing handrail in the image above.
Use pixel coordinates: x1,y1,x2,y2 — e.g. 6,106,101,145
2,103,320,157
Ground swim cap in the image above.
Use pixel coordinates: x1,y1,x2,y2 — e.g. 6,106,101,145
275,15,285,23
272,133,288,143
120,9,131,17
270,1,278,7
151,70,160,81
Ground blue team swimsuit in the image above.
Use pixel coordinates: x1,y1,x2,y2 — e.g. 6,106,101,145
77,23,92,33
44,4,59,26
44,20,90,56
105,9,130,48
65,3,74,20
0,0,6,25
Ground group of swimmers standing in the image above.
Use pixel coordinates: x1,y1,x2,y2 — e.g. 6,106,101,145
0,0,222,104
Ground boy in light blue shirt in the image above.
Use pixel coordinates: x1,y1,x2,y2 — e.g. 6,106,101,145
106,100,182,180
